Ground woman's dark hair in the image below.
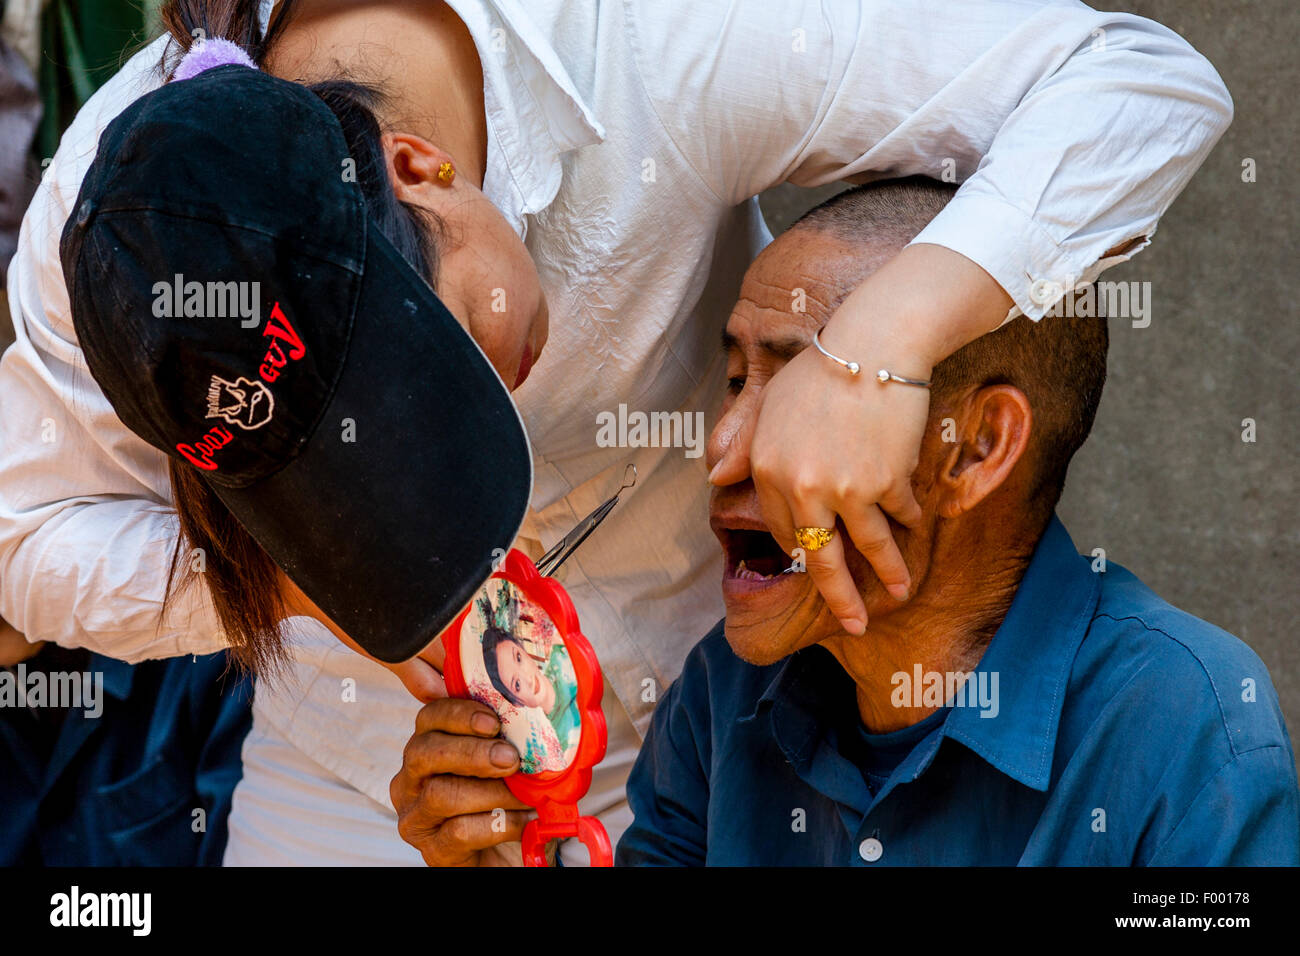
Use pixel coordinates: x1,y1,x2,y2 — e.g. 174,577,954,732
159,0,443,677
481,627,526,706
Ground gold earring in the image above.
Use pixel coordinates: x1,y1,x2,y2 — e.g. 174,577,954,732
437,161,456,185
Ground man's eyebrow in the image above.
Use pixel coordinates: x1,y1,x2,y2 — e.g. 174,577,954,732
721,328,814,363
761,333,813,362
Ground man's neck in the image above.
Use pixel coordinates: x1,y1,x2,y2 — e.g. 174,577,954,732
822,524,1035,733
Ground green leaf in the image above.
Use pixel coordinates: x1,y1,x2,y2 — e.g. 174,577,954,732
57,0,96,106
35,0,164,163
74,0,156,84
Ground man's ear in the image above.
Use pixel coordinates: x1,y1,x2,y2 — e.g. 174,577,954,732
382,132,454,202
934,385,1032,519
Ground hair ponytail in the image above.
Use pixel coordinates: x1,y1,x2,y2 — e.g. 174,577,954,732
158,0,300,71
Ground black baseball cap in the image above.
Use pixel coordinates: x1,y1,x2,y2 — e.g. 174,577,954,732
60,64,533,663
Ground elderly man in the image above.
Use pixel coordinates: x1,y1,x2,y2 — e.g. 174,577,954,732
615,177,1300,866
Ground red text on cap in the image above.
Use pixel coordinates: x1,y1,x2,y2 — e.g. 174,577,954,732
177,426,233,471
259,302,305,383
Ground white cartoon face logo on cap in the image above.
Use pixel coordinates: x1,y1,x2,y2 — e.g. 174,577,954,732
206,374,274,431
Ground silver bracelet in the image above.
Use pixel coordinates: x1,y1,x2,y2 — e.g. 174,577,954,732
811,329,931,389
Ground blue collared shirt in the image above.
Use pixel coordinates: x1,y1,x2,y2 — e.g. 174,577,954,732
0,649,251,866
617,516,1300,865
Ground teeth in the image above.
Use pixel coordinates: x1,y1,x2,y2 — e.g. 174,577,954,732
734,558,775,581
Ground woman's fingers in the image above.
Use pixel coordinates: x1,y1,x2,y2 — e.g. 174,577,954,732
751,418,885,632
744,309,937,634
418,638,447,674
789,510,868,635
839,500,912,601
877,477,925,531
753,438,870,634
752,464,796,556
389,656,447,702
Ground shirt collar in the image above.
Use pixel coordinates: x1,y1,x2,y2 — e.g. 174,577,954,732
743,514,1099,793
742,642,825,729
936,515,1100,791
446,0,605,233
92,653,135,701
742,645,865,808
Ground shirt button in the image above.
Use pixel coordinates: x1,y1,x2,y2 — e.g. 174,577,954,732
1029,277,1062,306
858,837,883,863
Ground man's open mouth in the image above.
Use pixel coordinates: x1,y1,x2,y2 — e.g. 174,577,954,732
719,527,793,582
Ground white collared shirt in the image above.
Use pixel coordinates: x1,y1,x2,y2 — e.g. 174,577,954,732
0,0,1230,864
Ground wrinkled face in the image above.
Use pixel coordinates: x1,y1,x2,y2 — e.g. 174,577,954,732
494,640,548,708
707,228,938,666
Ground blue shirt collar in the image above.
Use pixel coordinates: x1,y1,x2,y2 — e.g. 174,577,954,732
743,514,1099,794
92,653,136,702
940,515,1100,791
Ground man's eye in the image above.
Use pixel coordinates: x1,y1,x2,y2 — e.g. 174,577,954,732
727,376,746,393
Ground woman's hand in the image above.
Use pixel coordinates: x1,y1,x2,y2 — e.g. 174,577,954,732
279,570,452,701
390,698,535,866
0,617,42,667
743,243,1012,633
385,641,448,702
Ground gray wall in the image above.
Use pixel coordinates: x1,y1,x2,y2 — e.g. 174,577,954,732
760,0,1299,765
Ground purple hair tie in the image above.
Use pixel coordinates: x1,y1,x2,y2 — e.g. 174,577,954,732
172,36,258,82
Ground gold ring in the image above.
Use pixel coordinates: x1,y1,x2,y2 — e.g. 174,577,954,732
794,526,835,552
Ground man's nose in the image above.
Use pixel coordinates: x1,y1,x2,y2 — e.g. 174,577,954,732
707,398,754,486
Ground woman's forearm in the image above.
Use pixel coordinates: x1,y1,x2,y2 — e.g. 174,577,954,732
818,243,1015,374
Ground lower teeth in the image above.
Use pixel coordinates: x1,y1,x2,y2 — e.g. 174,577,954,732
735,559,774,581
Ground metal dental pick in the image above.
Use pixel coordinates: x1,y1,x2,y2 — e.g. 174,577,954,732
536,463,638,577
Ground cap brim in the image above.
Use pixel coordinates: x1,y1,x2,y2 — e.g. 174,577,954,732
212,224,533,663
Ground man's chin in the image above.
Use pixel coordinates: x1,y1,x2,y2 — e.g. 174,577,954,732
722,619,808,667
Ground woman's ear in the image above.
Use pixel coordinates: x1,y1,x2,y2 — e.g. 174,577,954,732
934,385,1033,519
382,132,455,201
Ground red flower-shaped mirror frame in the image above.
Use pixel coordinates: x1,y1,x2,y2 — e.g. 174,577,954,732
443,548,611,866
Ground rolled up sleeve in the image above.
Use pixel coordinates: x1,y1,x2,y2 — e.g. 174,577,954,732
629,0,1232,321
0,36,227,662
